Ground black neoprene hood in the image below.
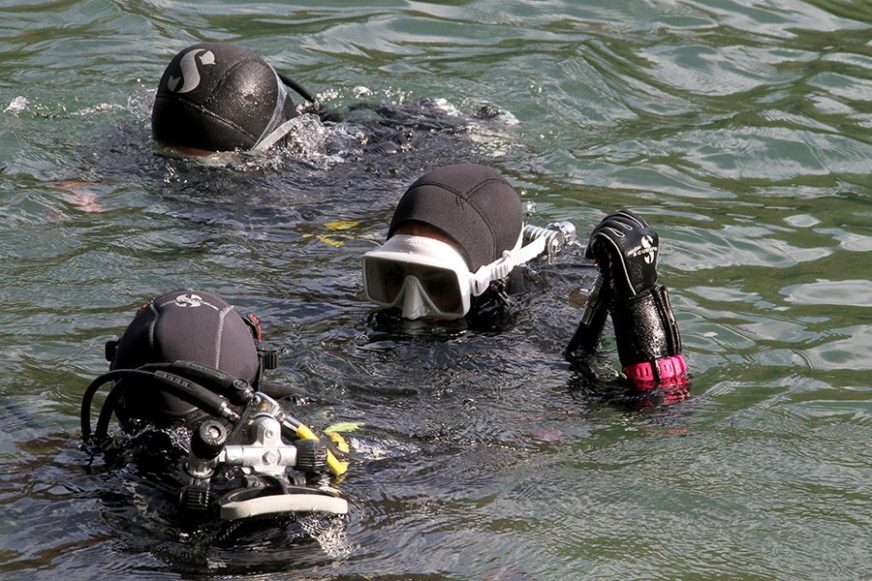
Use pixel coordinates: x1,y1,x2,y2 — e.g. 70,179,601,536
387,163,523,271
152,43,295,152
111,288,260,422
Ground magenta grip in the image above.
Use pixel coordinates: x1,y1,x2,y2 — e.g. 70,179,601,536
623,354,688,390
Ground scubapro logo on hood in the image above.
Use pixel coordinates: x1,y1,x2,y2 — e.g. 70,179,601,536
167,49,216,94
174,293,203,307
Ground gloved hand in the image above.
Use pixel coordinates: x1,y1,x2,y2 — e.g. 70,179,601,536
576,209,687,391
585,209,659,298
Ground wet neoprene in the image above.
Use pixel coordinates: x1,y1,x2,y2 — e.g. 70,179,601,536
152,43,321,152
109,289,263,427
610,283,682,368
581,210,686,386
387,164,523,272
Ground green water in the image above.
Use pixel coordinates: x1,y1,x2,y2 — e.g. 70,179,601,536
1,1,870,579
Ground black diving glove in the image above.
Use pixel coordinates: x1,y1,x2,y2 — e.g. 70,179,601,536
586,209,659,298
579,210,685,386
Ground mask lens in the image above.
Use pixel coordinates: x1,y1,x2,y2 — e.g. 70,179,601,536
419,268,463,314
364,257,406,304
365,257,465,315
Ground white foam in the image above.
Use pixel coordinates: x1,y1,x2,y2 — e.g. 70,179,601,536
4,96,28,113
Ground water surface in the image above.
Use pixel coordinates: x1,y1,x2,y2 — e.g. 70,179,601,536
1,1,870,579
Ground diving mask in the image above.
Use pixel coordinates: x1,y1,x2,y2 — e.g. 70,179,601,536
362,224,569,320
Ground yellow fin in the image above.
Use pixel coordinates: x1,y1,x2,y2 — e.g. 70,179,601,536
323,421,364,433
324,220,359,231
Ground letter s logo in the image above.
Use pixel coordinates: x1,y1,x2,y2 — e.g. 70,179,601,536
166,49,216,94
174,293,203,307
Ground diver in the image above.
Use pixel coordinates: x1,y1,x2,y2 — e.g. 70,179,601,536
151,42,491,157
361,162,688,395
81,288,350,521
151,42,335,155
361,162,570,326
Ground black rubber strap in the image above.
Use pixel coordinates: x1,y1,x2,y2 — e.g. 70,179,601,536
277,71,316,103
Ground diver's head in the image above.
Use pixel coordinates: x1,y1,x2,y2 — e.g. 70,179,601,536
108,288,262,428
362,163,524,320
152,43,304,154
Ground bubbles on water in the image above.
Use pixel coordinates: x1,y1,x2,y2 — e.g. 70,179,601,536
127,88,155,122
72,103,125,116
428,97,461,117
353,85,373,98
297,513,355,559
348,436,421,461
4,96,28,113
316,87,341,102
276,113,366,167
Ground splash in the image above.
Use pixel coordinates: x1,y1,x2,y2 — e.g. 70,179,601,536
297,513,355,559
5,96,28,113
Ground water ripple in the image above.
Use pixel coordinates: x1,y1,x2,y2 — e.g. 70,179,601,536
2,0,872,578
